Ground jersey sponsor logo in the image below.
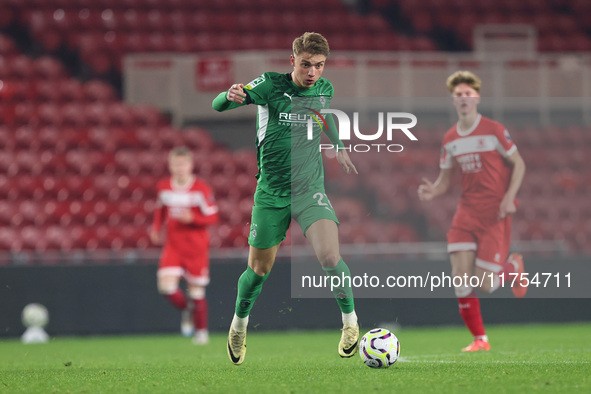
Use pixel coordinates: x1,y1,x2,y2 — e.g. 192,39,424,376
456,153,483,173
244,75,265,90
283,92,294,101
278,111,325,130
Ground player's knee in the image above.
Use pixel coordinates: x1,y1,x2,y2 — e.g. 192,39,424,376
250,262,271,276
317,252,340,269
454,284,473,298
478,274,499,294
188,286,206,300
157,282,178,295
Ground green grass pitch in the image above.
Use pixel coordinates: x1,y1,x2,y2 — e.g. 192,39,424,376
2,323,589,393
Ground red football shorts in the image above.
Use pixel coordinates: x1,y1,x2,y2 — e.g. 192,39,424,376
446,208,512,273
157,245,210,286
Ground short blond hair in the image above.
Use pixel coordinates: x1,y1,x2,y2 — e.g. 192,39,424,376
169,146,192,160
446,70,482,93
292,32,330,57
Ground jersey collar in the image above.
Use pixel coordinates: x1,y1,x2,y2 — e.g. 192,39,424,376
171,175,195,191
456,114,482,137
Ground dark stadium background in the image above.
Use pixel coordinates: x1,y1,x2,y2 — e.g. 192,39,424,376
1,0,590,337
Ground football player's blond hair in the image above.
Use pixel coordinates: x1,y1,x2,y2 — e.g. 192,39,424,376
292,32,330,57
169,146,192,160
446,70,482,93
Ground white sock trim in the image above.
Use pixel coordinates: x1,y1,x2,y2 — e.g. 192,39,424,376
509,259,519,272
342,311,358,326
489,275,500,293
231,314,249,332
475,335,488,342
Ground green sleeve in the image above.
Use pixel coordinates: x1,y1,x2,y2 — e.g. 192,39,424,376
212,73,271,111
211,91,247,112
324,111,345,149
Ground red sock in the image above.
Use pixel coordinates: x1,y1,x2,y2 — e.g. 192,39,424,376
192,298,208,330
164,289,188,310
498,260,517,286
500,260,516,275
458,292,486,338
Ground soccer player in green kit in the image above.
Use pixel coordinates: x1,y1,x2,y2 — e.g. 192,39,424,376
212,32,360,365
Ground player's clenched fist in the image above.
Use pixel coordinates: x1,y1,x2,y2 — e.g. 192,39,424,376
226,83,246,104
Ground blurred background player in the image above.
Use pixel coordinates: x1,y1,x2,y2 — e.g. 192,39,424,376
150,146,219,345
212,32,360,365
418,71,527,352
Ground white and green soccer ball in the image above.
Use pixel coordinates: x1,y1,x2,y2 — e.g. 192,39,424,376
359,328,400,368
21,303,49,328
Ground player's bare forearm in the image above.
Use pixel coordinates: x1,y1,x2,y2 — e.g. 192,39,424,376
504,151,526,201
337,150,358,175
432,172,452,197
151,205,165,234
418,168,453,201
149,228,162,245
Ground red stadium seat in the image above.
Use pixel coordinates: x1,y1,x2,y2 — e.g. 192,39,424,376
136,150,167,177
0,201,15,226
58,79,85,102
83,80,117,103
18,200,46,226
0,35,18,56
60,103,86,128
35,80,62,103
20,225,47,251
37,102,63,127
107,103,135,127
9,55,35,80
183,127,215,152
15,152,44,177
132,104,163,127
33,56,67,80
156,126,183,150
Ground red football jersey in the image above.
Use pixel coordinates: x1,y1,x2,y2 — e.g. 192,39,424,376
152,176,219,251
440,115,517,215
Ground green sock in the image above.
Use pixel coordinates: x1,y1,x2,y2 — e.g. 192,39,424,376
323,258,355,314
234,266,270,318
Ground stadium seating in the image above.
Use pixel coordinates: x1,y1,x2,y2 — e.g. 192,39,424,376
1,11,591,259
2,0,436,80
396,0,591,52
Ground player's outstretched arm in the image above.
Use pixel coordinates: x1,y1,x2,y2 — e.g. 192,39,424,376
499,150,526,218
418,168,453,201
212,83,248,112
336,150,358,175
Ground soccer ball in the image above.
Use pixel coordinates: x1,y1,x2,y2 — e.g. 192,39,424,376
359,328,400,368
21,303,49,328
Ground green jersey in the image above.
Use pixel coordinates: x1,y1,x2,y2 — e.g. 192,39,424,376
212,72,342,197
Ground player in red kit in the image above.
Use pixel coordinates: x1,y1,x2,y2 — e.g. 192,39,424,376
418,71,527,352
150,146,219,345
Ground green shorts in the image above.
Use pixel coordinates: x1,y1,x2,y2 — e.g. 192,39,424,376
248,186,340,249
